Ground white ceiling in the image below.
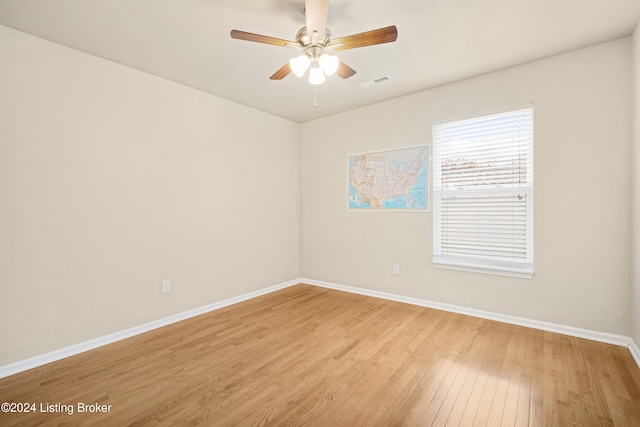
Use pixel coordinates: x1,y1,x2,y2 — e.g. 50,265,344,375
1,0,639,123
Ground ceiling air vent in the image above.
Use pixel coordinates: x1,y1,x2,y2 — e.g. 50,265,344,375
359,75,392,88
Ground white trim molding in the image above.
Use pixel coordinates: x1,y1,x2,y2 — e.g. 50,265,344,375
0,279,298,379
630,340,640,368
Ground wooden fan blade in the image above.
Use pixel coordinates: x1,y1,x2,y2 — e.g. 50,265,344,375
336,61,356,79
230,30,294,47
305,0,329,40
270,63,292,80
330,25,398,50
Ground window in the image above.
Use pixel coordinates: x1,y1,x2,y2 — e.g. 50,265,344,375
432,106,533,278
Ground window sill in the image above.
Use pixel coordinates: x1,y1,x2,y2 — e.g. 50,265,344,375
432,258,533,280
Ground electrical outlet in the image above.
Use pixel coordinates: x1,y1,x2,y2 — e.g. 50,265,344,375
161,279,171,293
392,263,400,275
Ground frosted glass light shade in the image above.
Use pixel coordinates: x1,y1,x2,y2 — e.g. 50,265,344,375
289,55,310,78
308,65,326,85
318,54,339,76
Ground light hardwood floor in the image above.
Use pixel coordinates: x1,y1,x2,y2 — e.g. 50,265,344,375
1,284,640,426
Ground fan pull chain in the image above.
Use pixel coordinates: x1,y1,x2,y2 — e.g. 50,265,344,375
313,85,318,108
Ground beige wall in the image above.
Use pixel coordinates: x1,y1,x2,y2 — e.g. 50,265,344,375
301,38,633,336
0,26,301,365
634,23,640,345
1,23,637,368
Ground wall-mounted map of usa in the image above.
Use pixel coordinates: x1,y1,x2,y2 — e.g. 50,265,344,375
348,146,429,211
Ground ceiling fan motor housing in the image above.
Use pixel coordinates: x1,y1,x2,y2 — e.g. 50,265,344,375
296,26,332,47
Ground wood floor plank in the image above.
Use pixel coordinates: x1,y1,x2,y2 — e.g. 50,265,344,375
456,324,504,426
435,318,491,426
1,284,640,426
503,325,530,427
470,323,514,427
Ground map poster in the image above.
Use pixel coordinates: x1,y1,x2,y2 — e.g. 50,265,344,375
348,145,429,211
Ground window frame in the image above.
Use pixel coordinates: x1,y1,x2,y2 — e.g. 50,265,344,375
432,106,534,279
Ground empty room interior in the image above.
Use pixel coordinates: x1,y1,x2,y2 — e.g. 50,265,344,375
2,0,640,425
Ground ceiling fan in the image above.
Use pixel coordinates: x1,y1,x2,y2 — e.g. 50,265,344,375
230,0,398,85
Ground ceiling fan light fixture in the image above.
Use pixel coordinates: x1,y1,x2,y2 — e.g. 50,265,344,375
318,53,339,76
308,64,326,85
231,2,399,86
289,55,311,78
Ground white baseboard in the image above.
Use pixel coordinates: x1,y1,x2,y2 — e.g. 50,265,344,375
302,278,640,361
2,277,639,379
0,279,299,379
629,340,640,368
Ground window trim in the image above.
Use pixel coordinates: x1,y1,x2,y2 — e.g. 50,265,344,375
432,105,534,279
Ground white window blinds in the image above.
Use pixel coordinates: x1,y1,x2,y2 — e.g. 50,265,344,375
432,107,533,278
